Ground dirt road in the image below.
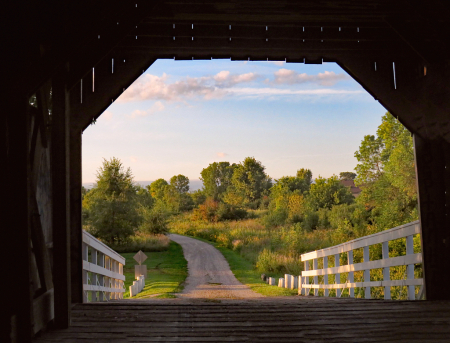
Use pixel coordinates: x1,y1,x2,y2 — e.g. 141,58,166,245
169,234,263,299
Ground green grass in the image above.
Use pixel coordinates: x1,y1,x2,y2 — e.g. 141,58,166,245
122,241,187,299
184,235,298,297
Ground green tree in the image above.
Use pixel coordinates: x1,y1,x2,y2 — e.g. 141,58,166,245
139,202,169,235
354,112,417,229
170,174,190,194
200,162,236,200
190,189,207,206
231,157,271,204
296,168,313,186
339,172,357,181
150,178,169,200
307,175,354,211
82,157,140,245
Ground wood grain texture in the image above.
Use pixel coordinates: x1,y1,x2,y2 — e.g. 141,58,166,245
33,298,450,342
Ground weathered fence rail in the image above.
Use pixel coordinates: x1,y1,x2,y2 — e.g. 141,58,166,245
82,231,125,302
300,220,423,300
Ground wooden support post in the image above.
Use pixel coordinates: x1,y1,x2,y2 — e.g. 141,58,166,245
348,250,354,298
363,246,371,299
313,259,318,296
406,235,415,300
323,256,329,297
4,93,33,342
52,69,71,327
335,254,341,297
382,241,391,299
414,135,450,300
70,129,83,304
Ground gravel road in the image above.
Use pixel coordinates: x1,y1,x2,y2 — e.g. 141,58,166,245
169,234,263,299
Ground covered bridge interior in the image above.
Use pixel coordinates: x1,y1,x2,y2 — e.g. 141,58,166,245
3,1,450,341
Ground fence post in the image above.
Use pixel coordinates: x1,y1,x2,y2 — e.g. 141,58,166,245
363,246,371,299
406,235,415,300
284,274,291,289
348,250,354,298
324,256,329,297
313,259,318,296
382,241,391,299
335,254,341,297
303,260,309,295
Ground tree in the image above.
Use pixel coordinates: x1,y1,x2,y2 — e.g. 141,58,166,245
170,174,190,194
82,157,141,245
150,178,169,200
340,172,357,181
139,202,169,235
306,175,354,211
200,162,236,200
231,157,271,204
354,112,417,229
297,168,313,186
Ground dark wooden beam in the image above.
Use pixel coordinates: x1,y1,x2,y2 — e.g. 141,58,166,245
336,55,450,141
51,68,71,328
71,53,156,132
69,128,83,304
3,94,33,342
414,135,450,300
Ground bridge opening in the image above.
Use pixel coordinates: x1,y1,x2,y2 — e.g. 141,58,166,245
80,58,421,301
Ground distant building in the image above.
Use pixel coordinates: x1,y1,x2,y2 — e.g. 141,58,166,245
340,180,362,198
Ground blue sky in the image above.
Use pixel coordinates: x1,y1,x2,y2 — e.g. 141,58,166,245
82,59,386,185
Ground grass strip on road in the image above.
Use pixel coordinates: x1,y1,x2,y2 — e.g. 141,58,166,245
122,241,187,299
182,235,298,297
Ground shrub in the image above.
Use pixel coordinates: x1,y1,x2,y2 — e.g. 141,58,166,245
192,197,220,221
109,233,170,253
139,202,170,235
262,208,288,228
216,203,247,221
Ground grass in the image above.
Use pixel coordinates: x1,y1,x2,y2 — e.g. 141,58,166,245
184,235,297,297
122,241,187,299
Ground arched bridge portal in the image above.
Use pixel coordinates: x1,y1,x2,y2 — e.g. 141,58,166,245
3,1,450,341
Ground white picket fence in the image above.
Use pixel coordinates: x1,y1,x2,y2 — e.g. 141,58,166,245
82,230,125,302
299,221,423,300
129,275,145,297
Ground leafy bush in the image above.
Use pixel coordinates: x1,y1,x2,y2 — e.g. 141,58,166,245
109,233,170,253
216,203,247,221
262,208,288,228
192,197,220,221
139,202,170,235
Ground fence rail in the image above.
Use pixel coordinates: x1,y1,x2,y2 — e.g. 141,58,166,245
300,221,423,300
82,230,125,302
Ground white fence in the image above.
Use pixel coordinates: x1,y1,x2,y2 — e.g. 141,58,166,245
82,230,125,302
300,221,423,300
129,275,145,297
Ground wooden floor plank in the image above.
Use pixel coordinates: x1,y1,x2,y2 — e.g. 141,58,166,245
34,298,450,342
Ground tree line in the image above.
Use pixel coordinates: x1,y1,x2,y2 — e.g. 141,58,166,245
83,112,417,247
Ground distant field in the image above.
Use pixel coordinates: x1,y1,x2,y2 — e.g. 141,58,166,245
122,241,188,299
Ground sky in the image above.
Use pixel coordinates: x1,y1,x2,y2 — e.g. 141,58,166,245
82,59,386,187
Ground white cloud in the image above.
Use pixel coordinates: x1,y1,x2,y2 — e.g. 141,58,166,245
130,101,165,118
217,152,228,158
118,71,259,103
130,156,138,163
273,69,348,86
117,69,354,104
228,87,363,98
